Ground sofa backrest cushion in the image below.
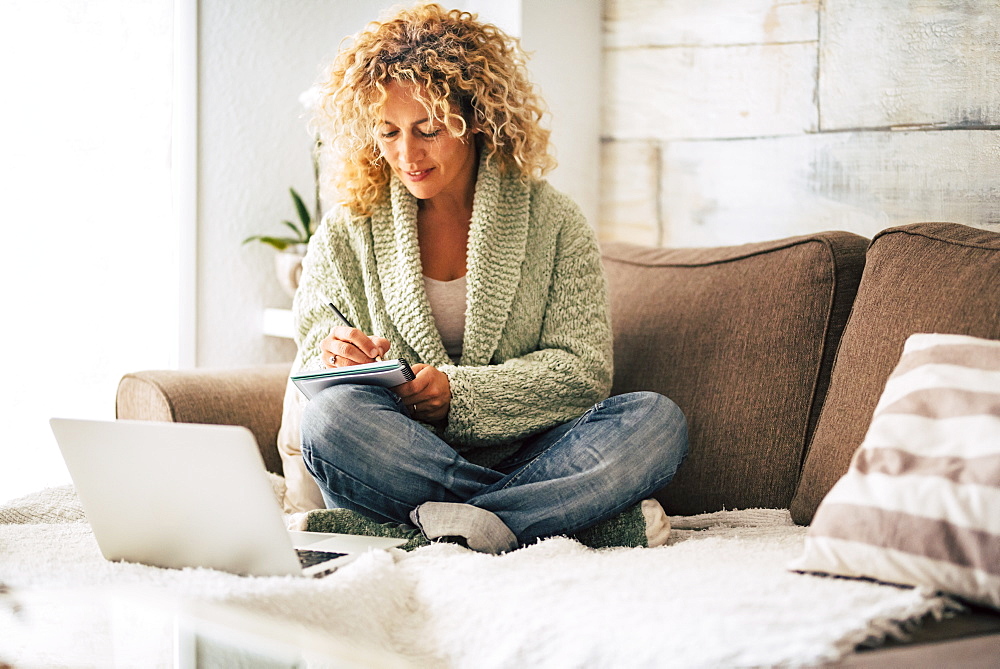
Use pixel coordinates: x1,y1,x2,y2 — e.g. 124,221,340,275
790,222,1000,525
602,232,868,515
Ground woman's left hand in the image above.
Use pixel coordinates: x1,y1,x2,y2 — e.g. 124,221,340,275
393,363,451,423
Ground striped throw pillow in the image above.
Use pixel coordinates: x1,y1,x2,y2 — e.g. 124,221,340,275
789,333,1000,610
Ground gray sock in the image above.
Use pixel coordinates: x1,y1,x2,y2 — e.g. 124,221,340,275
410,502,519,554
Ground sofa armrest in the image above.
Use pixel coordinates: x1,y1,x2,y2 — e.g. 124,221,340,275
115,363,291,475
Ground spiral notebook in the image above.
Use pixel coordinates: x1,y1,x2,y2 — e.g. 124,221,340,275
291,358,415,400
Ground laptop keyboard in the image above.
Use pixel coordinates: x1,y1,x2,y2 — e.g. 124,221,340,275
296,549,347,569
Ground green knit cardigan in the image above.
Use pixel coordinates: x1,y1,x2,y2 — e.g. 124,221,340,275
291,158,613,466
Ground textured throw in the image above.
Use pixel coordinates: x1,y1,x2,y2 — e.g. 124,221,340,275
0,487,960,668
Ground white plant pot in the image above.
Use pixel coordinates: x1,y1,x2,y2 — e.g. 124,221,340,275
275,244,307,298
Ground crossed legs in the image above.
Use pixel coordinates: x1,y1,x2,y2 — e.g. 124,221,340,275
301,385,688,553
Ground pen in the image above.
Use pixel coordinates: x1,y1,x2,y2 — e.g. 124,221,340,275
328,302,384,361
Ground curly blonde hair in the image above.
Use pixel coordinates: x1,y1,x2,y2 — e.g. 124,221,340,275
312,2,555,215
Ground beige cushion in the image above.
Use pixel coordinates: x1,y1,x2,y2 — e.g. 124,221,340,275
790,333,1000,610
276,379,325,513
791,223,1000,524
603,231,869,515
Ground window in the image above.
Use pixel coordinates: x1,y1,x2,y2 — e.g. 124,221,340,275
0,0,180,501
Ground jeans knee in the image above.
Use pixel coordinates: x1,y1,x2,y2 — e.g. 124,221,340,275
302,383,427,476
629,390,683,421
300,385,353,447
632,391,689,461
300,384,395,467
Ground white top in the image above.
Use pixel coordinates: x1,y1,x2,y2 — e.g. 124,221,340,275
423,274,467,364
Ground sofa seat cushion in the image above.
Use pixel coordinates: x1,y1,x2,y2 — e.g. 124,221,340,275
791,223,1000,525
603,231,868,515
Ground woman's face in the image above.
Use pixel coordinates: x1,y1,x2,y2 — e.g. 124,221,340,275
376,81,478,206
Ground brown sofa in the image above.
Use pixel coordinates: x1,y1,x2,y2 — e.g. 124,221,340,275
117,221,1000,664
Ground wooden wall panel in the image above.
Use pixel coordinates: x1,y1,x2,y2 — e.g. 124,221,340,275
598,140,661,245
820,0,1000,130
660,130,1000,247
605,43,818,140
598,0,1000,246
600,0,999,247
604,0,818,48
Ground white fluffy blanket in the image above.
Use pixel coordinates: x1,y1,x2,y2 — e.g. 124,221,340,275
0,487,959,668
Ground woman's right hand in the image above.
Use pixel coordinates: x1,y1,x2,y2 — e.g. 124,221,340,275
320,327,392,368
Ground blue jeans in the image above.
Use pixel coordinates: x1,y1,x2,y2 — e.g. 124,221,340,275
300,385,688,552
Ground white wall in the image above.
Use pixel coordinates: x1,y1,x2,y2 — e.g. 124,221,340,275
196,0,371,368
521,0,602,228
195,0,601,368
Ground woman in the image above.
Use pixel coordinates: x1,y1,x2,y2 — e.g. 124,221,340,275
293,3,688,553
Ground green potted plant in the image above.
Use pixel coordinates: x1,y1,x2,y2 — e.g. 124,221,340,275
243,186,316,252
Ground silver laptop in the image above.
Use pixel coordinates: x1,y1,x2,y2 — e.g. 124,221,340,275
49,418,406,578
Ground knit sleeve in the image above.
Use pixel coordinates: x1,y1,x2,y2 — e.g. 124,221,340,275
291,210,369,374
440,209,614,448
